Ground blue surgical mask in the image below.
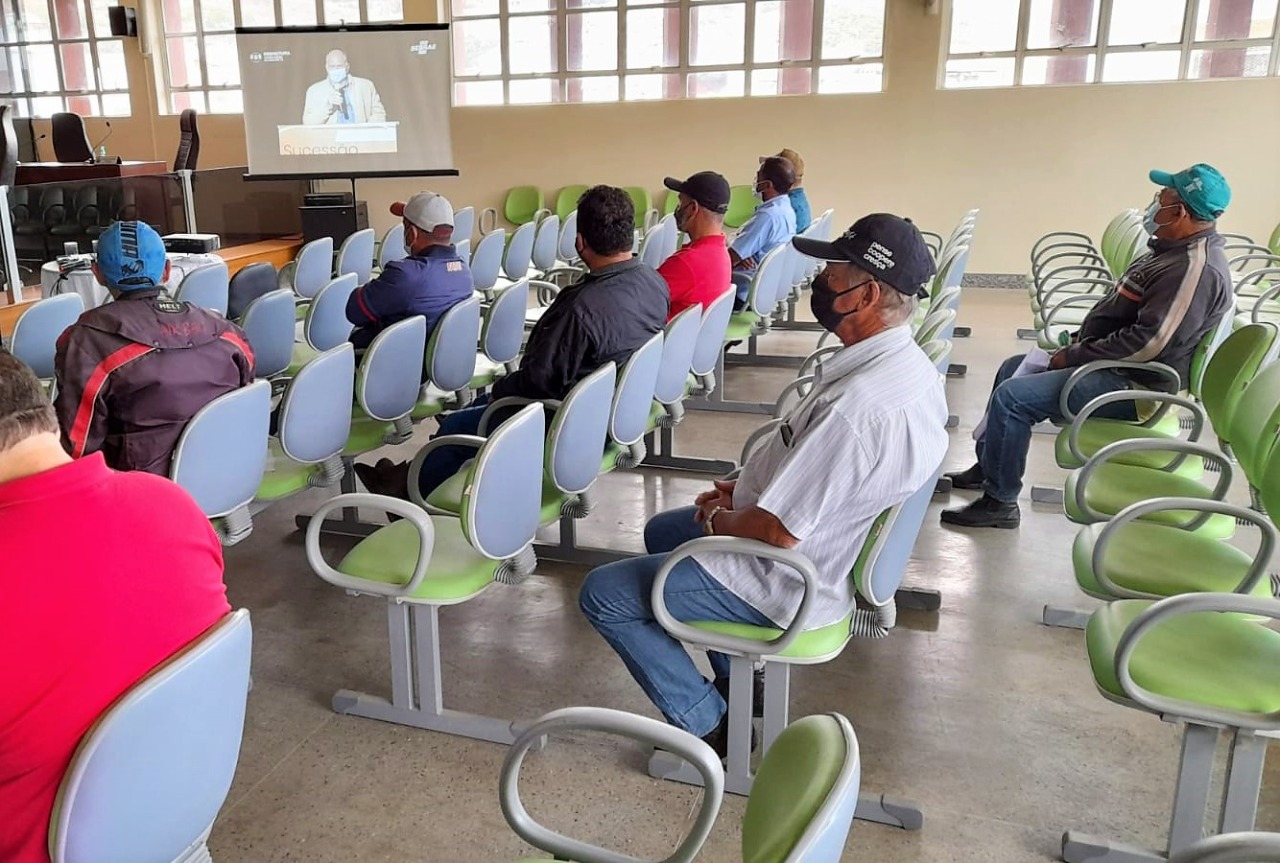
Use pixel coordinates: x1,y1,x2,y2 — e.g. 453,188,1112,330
752,183,766,202
1143,200,1178,236
328,68,348,86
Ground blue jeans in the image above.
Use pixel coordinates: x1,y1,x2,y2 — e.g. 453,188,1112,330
579,506,776,737
978,353,1137,503
414,394,491,499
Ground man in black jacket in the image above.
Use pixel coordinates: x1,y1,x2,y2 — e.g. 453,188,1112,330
357,185,669,499
941,163,1234,529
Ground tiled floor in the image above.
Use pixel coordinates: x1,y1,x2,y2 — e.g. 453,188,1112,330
209,288,1280,861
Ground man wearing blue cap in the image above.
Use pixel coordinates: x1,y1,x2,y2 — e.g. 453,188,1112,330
942,163,1235,529
53,220,255,475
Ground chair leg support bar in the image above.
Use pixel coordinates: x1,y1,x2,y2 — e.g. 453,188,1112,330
854,795,924,831
1061,832,1167,863
331,603,523,746
1042,605,1091,629
639,426,737,476
1031,485,1065,504
532,517,638,567
295,463,387,539
684,352,774,416
1217,729,1266,835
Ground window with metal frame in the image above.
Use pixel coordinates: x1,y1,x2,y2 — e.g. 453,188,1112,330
943,0,1280,89
0,0,131,117
159,0,402,114
450,0,886,106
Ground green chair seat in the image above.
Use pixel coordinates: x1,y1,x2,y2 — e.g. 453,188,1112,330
412,384,455,420
1087,599,1280,714
724,312,760,341
427,459,570,526
337,516,499,602
600,441,622,473
255,438,319,501
1063,462,1233,538
344,416,393,456
688,614,854,661
1053,412,1195,472
285,342,320,377
1072,521,1265,600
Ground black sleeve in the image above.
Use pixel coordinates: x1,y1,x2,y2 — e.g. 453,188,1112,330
493,303,592,401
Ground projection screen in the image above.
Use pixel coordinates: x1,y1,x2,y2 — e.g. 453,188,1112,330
236,23,456,179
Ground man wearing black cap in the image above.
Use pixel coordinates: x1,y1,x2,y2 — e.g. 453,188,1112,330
580,214,948,756
659,171,732,320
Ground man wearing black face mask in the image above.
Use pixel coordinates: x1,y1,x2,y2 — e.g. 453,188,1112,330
658,171,732,320
358,185,670,501
579,213,948,756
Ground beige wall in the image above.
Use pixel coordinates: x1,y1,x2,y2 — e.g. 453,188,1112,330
37,0,1280,272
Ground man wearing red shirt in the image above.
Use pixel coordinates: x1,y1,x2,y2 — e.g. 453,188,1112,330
0,349,231,863
659,171,733,320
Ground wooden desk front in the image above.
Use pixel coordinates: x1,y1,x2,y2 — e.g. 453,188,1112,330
15,161,169,185
215,236,304,276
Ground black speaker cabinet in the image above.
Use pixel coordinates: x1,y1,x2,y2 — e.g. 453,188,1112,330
300,200,369,246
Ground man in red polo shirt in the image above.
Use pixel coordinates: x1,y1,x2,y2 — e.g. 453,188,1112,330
0,349,231,863
659,171,733,320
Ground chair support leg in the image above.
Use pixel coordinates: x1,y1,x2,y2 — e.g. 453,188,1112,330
331,603,524,746
685,351,773,415
1031,485,1065,504
1041,605,1091,629
532,516,635,567
1218,729,1266,835
761,663,789,752
639,426,737,476
295,461,385,538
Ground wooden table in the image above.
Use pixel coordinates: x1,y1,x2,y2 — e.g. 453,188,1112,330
15,161,169,185
214,236,304,276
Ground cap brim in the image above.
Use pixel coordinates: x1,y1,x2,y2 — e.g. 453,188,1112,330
662,177,685,194
390,201,406,216
1149,170,1177,188
792,236,848,262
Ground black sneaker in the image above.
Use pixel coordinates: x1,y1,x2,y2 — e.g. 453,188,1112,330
713,671,765,718
941,494,1021,528
944,463,986,491
700,713,759,761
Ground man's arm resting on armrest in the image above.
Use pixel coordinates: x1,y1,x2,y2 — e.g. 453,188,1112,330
708,504,799,549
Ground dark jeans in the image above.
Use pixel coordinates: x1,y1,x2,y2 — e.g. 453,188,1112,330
978,353,1137,503
415,394,491,499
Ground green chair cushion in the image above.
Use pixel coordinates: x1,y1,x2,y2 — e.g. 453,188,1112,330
1053,413,1193,471
344,417,394,457
1072,521,1265,600
725,312,760,341
1087,599,1280,714
427,459,568,526
337,516,497,602
255,438,318,502
1062,463,1234,539
687,614,854,660
600,442,622,473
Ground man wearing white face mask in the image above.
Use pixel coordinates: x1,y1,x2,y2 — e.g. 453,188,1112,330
302,49,387,125
942,163,1234,529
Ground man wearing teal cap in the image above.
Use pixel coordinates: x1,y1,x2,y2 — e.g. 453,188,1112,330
942,163,1235,528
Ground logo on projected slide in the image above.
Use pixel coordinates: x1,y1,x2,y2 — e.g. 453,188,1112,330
410,40,438,54
250,50,289,63
249,52,263,62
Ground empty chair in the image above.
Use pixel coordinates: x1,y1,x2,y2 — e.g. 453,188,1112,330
172,108,200,171
456,237,471,266
280,236,334,301
335,228,375,286
453,206,475,246
48,609,252,863
239,289,299,379
469,228,507,298
345,315,428,454
554,184,588,220
624,186,652,224
169,379,271,545
503,185,544,225
638,223,665,269
227,261,277,321
499,220,536,286
414,295,483,420
530,213,561,273
650,305,701,427
290,273,358,373
174,260,230,316
10,293,84,380
472,278,529,390
500,707,861,863
376,223,406,271
51,112,93,162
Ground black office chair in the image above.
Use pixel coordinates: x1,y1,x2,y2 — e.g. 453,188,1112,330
228,261,277,321
0,104,17,187
51,112,94,162
174,109,200,171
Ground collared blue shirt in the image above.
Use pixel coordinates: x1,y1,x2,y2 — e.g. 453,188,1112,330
731,194,796,271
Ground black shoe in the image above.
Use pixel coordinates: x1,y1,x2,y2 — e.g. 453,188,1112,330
700,713,760,761
713,671,765,718
940,494,1021,529
352,460,411,501
944,463,985,491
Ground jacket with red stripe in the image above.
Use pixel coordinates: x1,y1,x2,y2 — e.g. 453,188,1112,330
53,288,256,476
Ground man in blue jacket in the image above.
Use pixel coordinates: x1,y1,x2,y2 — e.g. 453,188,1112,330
345,192,473,349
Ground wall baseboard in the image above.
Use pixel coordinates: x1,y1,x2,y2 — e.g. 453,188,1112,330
962,274,1026,290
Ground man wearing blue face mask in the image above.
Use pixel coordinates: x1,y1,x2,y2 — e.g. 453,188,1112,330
728,156,796,309
942,163,1234,529
302,49,387,125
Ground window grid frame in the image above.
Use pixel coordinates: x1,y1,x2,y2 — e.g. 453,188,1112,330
0,0,130,117
941,0,1280,89
450,0,888,105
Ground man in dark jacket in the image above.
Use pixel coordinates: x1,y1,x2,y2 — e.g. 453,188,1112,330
346,192,473,349
53,220,255,476
941,163,1234,529
356,185,669,500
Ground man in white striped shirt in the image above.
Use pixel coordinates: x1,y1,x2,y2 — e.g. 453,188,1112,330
580,214,949,755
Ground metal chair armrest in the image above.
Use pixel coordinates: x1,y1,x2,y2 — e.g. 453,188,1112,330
305,493,436,597
1041,292,1108,327
1029,232,1095,261
1115,592,1280,730
1092,497,1277,598
406,435,488,508
1168,832,1280,863
1067,391,1205,464
1073,439,1233,525
1060,359,1181,421
739,418,783,465
772,375,814,419
651,537,819,656
1039,276,1114,308
1033,254,1108,283
1247,273,1280,321
527,277,560,307
500,706,724,863
478,396,560,436
798,345,840,379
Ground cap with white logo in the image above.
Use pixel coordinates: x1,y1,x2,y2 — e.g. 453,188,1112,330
792,213,936,298
391,192,454,237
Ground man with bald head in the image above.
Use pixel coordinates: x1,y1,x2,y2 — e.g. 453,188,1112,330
302,48,386,125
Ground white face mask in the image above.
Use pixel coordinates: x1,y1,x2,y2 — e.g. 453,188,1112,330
328,67,348,86
403,227,417,255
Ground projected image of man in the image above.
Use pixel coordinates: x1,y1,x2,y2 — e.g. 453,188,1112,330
302,49,386,125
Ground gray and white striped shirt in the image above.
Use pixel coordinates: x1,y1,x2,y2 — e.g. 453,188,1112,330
695,325,948,628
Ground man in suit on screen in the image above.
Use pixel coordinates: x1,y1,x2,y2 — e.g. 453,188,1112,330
302,49,387,125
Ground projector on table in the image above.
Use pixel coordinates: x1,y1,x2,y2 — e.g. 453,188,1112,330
162,233,222,254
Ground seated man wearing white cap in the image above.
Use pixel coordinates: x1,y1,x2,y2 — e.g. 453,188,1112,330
345,192,473,350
